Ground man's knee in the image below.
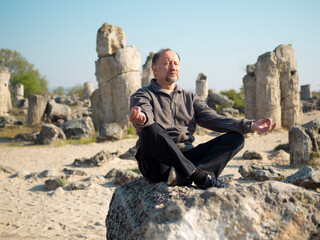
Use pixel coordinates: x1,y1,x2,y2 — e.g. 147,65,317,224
226,132,245,149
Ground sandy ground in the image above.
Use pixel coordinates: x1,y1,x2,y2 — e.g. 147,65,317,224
0,111,319,239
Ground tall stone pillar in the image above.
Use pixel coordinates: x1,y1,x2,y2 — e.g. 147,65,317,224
14,84,24,103
83,81,94,99
92,23,142,129
301,84,312,100
243,45,302,129
27,94,47,125
196,73,208,101
141,52,154,87
0,67,11,116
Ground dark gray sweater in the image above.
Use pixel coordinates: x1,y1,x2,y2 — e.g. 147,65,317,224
130,79,254,151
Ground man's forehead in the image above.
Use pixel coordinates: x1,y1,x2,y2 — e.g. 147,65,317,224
159,50,179,61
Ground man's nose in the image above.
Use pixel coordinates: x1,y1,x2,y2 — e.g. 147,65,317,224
169,63,177,70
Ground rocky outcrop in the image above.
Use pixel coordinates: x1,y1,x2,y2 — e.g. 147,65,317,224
243,45,302,129
99,122,123,140
207,89,234,109
196,73,208,101
62,117,95,139
106,178,320,240
238,163,284,181
0,67,11,116
46,99,71,122
92,23,141,129
27,94,47,125
141,52,154,87
289,122,316,167
36,124,66,144
285,166,320,189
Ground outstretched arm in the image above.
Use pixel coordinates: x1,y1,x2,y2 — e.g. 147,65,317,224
251,118,276,133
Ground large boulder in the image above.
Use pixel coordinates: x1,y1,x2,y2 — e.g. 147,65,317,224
99,122,123,140
289,125,313,167
36,124,66,144
83,81,95,99
63,117,95,139
207,89,234,109
238,163,284,181
106,178,320,240
46,99,71,122
285,166,320,189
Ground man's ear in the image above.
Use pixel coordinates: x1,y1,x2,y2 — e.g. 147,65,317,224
152,65,157,77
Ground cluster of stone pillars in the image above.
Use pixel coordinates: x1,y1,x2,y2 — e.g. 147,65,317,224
243,45,302,129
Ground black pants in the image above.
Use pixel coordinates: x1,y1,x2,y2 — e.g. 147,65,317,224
135,123,244,182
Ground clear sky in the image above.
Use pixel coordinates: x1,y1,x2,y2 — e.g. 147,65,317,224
1,0,319,92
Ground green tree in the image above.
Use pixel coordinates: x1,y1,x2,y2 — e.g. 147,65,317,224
53,86,65,96
220,88,245,113
0,48,49,97
68,84,84,99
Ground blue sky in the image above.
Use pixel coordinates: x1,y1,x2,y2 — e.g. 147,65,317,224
1,0,320,92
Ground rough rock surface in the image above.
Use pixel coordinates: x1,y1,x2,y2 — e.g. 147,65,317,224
238,163,284,181
141,52,154,87
289,125,312,166
285,166,320,189
242,150,263,160
119,146,137,160
83,81,95,99
196,73,208,101
96,23,126,57
99,123,123,140
63,117,95,139
207,89,234,109
106,178,320,240
93,23,141,128
36,124,66,144
46,99,71,122
73,150,117,167
243,45,302,129
27,94,47,125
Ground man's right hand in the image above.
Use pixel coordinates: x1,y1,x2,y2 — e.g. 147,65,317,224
129,106,146,125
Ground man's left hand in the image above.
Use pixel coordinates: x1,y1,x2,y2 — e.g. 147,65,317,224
252,118,277,133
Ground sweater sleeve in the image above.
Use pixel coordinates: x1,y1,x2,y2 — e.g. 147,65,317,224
130,88,155,131
193,94,254,134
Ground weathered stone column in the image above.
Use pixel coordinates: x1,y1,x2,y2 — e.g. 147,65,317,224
83,81,94,99
301,84,312,100
27,94,47,125
275,45,302,129
196,73,208,101
0,67,11,116
141,52,154,87
243,65,256,120
92,23,142,129
14,84,24,103
254,52,282,127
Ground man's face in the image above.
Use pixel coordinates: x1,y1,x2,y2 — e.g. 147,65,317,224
152,50,180,85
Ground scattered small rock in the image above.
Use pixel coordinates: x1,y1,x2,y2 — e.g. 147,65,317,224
239,163,284,181
38,168,57,178
45,178,60,191
115,169,141,185
119,146,137,160
68,181,95,191
285,166,320,189
242,150,264,160
73,150,117,167
62,168,87,176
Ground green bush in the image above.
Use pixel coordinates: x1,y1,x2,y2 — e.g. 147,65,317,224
220,88,245,113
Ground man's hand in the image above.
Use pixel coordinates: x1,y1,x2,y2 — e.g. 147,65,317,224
129,106,146,125
251,118,276,133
